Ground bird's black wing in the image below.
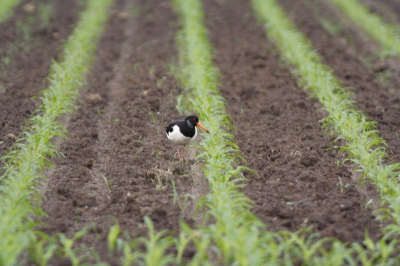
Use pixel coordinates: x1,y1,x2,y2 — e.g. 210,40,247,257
166,120,184,134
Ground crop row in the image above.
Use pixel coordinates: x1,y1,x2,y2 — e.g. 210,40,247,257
331,0,400,57
255,0,400,234
0,0,112,264
0,0,21,23
252,0,400,263
102,0,271,263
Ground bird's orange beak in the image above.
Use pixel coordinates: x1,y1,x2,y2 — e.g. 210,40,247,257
197,122,210,134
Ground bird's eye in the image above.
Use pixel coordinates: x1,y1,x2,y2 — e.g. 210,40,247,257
193,118,196,121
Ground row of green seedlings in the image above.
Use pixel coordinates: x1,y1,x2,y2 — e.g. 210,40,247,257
0,0,113,264
330,0,400,57
98,0,400,264
253,0,400,264
102,0,389,264
0,0,22,23
103,0,273,264
79,0,400,264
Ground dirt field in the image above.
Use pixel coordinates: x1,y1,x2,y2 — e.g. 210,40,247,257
2,0,400,263
0,0,79,161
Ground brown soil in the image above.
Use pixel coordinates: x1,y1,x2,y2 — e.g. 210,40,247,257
0,0,79,161
204,0,384,243
2,0,400,264
361,0,400,25
280,0,400,164
39,0,197,263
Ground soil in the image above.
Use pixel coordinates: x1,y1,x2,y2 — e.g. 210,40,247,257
204,0,385,243
0,0,79,161
39,0,197,264
279,0,400,164
2,0,400,264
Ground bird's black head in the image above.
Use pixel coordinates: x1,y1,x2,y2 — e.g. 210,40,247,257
185,115,199,127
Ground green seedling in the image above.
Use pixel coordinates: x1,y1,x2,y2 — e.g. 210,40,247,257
38,3,52,28
148,66,155,78
102,175,111,194
150,112,157,123
156,78,163,88
107,222,121,255
133,62,140,72
154,150,163,160
338,177,350,193
134,147,143,158
130,6,139,16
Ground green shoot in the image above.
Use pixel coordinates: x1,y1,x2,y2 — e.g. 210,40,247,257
102,175,112,194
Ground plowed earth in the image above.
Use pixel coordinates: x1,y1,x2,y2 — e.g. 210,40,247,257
0,0,79,161
2,0,400,264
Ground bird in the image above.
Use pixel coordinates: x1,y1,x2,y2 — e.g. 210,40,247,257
166,115,210,160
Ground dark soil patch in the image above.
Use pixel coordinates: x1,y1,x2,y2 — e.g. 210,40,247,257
0,0,79,161
204,0,384,243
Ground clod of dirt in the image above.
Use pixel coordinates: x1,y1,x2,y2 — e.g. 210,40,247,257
148,208,167,223
4,133,17,141
299,173,316,182
111,189,125,204
117,11,130,20
300,156,319,167
72,192,97,207
172,166,186,176
84,159,94,169
57,185,71,198
252,59,266,69
259,104,280,116
372,59,388,73
52,32,60,39
239,85,258,100
23,3,36,13
85,93,103,103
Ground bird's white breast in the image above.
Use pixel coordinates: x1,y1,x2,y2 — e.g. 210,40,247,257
166,125,197,145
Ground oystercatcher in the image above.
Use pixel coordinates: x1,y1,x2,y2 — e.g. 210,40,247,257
166,115,210,160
